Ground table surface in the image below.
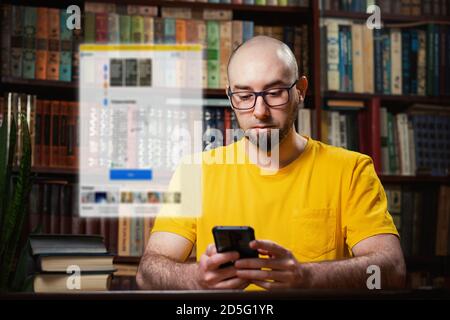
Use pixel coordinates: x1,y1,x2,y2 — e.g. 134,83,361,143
1,288,450,300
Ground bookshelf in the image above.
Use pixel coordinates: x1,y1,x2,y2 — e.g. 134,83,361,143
1,0,449,290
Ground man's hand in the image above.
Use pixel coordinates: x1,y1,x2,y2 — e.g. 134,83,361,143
234,240,306,290
196,244,250,290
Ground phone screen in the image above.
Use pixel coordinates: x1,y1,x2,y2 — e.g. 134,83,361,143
212,226,258,260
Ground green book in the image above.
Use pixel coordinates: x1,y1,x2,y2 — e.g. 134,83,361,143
131,15,144,43
84,12,95,43
59,9,72,82
163,18,176,44
22,6,37,79
206,20,220,89
119,15,131,43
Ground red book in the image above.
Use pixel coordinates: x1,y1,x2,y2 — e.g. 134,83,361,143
41,100,51,168
95,13,108,43
34,100,42,167
224,108,232,145
59,100,69,167
368,97,381,174
49,100,60,167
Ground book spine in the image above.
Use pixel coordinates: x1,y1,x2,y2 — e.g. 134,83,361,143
351,23,364,93
50,100,60,167
22,6,37,79
417,30,427,96
60,101,69,167
409,29,418,94
41,100,50,167
72,26,82,83
118,217,130,256
84,12,96,43
34,99,42,167
59,9,72,82
362,26,374,93
95,13,108,43
373,28,383,94
35,7,48,80
401,29,411,95
108,13,120,43
326,20,340,91
219,21,232,89
206,20,220,89
164,18,176,44
426,24,434,96
131,15,144,43
10,6,24,78
390,28,402,95
0,4,11,77
47,8,60,81
381,29,391,95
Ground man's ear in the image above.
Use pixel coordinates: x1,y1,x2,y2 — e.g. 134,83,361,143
297,76,308,100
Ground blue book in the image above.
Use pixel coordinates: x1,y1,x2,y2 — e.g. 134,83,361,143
242,21,254,42
433,25,440,96
346,26,353,92
338,26,346,91
401,29,411,95
426,24,434,96
410,29,418,95
373,28,383,94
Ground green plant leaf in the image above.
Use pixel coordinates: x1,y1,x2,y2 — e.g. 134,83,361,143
0,113,17,259
0,112,16,241
0,112,32,290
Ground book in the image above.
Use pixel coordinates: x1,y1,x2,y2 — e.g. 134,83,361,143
35,254,115,272
33,273,112,293
30,234,108,255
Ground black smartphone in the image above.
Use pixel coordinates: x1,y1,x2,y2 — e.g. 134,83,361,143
212,226,258,268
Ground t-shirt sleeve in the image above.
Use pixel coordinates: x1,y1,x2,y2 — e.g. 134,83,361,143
150,158,201,244
343,155,399,250
151,216,197,244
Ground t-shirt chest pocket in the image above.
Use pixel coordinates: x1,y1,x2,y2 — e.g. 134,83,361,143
291,208,337,261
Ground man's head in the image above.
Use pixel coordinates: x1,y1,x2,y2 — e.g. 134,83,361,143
226,36,308,151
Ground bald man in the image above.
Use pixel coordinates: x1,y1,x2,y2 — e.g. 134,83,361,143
136,36,406,290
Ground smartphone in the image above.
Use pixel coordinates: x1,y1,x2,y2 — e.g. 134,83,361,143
212,226,258,268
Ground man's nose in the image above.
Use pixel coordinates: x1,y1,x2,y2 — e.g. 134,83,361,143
252,95,270,120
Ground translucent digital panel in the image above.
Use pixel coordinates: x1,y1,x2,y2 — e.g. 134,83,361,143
79,44,203,218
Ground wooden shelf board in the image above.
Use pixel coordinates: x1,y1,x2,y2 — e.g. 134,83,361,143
324,91,450,105
322,10,450,23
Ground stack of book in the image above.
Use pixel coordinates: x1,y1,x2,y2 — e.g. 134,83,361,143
30,234,115,293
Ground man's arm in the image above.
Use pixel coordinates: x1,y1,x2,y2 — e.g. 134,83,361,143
235,234,406,289
136,231,250,290
301,234,406,289
136,231,199,290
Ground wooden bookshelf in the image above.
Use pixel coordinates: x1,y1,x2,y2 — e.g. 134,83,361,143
321,10,450,23
324,91,450,106
1,0,449,285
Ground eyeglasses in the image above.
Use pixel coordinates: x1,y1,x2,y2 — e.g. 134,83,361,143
227,80,297,111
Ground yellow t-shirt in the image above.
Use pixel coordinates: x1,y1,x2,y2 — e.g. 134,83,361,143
152,136,398,264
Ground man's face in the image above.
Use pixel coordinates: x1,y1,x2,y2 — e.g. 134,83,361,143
227,46,300,151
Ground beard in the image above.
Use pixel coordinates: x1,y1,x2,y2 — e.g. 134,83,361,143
239,103,298,152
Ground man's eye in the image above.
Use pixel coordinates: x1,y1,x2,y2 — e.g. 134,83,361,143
266,90,283,97
237,94,253,100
